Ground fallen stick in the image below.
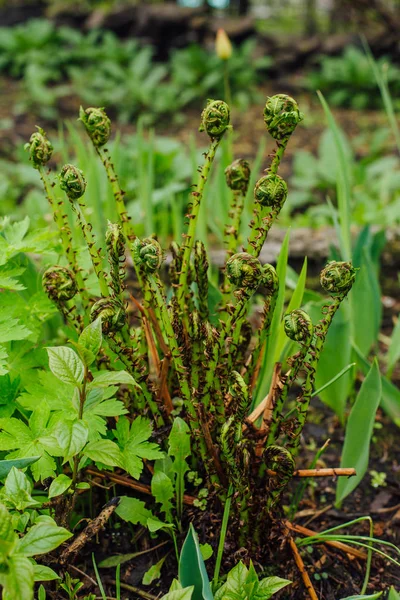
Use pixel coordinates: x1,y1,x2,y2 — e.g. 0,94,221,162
86,467,196,505
60,497,120,564
287,533,319,600
290,467,356,478
285,520,367,560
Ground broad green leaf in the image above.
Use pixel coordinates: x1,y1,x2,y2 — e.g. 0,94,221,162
84,439,124,468
142,555,167,585
336,359,382,505
161,588,194,600
353,344,400,424
88,370,139,389
340,594,383,600
318,91,352,261
3,466,39,510
388,316,400,375
33,564,60,581
179,524,213,600
55,421,89,463
48,474,72,499
16,523,72,556
0,503,17,556
46,347,84,386
0,456,40,480
388,587,400,600
152,471,174,520
351,245,381,356
200,544,213,561
256,575,292,598
78,318,102,366
0,555,34,600
0,317,32,344
147,517,174,533
99,551,147,568
169,417,191,518
115,496,153,526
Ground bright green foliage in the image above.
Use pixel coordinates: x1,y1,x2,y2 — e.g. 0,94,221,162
214,562,291,600
0,501,70,600
307,45,400,109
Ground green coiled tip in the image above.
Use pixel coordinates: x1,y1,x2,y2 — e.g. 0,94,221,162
254,173,288,208
24,126,53,169
79,106,111,147
225,252,263,290
132,237,163,274
199,99,230,139
106,221,125,259
320,261,357,296
225,158,251,193
59,164,87,200
263,94,303,140
262,263,279,296
90,297,126,334
42,266,77,303
284,309,313,342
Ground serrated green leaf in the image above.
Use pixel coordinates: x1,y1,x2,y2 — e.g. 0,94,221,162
48,474,72,499
84,439,124,468
152,471,174,520
179,524,213,600
55,421,88,463
336,359,382,505
46,347,84,386
78,318,102,366
115,496,153,526
15,523,72,556
0,503,17,556
120,416,163,479
3,467,39,511
0,554,34,600
0,456,40,479
88,370,139,389
142,555,167,585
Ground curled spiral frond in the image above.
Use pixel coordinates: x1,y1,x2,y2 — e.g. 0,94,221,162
24,126,53,169
132,237,163,274
59,164,87,200
225,159,251,193
42,266,77,303
229,371,250,421
284,309,314,343
254,174,287,208
106,222,125,262
263,445,295,510
79,106,111,147
226,252,263,291
320,261,357,296
263,94,303,140
90,297,126,334
262,263,279,296
199,99,230,139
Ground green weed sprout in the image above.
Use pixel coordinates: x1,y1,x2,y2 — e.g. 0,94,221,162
29,95,356,555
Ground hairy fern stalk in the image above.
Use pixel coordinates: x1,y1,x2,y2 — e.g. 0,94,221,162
27,97,356,549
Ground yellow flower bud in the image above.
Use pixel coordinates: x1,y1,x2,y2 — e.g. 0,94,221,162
215,28,232,61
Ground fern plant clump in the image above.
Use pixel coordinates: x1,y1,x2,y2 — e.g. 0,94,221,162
5,93,360,596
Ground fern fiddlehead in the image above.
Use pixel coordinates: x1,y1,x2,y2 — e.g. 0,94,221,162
59,164,110,299
287,261,357,455
177,100,230,317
